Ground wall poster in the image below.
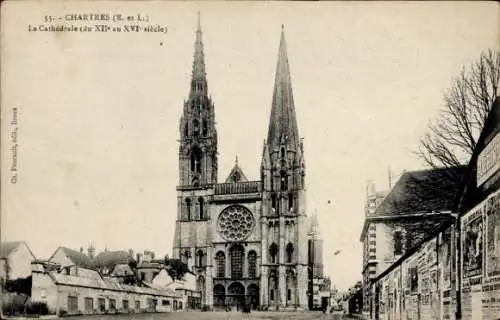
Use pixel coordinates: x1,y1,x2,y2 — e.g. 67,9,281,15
462,205,484,279
486,190,500,280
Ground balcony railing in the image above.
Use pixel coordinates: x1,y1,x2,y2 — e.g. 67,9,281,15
214,181,260,195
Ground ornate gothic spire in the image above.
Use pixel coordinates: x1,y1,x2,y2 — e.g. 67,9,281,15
190,11,207,94
266,25,300,150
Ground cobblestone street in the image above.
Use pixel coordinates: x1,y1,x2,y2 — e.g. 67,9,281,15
69,311,354,320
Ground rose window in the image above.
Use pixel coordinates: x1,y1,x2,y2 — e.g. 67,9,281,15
217,205,255,241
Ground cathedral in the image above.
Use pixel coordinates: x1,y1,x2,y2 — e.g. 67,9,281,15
172,16,322,311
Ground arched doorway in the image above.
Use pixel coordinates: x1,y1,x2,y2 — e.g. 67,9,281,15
213,284,225,309
227,282,245,310
247,284,260,309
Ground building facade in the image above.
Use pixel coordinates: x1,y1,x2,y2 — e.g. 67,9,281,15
171,19,311,310
360,167,467,319
0,241,36,281
361,183,388,316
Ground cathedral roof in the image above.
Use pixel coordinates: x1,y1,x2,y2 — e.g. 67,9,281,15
225,156,248,183
266,26,300,150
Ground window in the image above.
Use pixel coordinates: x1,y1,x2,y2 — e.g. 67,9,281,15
215,251,225,278
270,243,278,264
281,147,285,158
68,296,78,313
186,198,192,220
196,250,204,267
98,298,106,312
193,119,200,137
287,289,291,301
109,299,116,311
369,248,376,253
270,289,274,301
135,301,140,311
199,197,204,220
230,245,244,279
140,272,146,281
190,146,202,174
179,301,183,310
288,194,294,212
271,194,277,213
394,231,402,255
280,171,288,191
184,123,188,137
202,120,208,136
286,243,294,263
123,300,129,311
248,251,257,278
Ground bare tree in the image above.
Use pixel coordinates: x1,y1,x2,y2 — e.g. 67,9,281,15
417,49,500,170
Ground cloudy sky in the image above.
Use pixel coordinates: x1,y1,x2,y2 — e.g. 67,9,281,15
1,1,498,290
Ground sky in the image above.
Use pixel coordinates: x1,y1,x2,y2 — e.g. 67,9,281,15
1,1,498,291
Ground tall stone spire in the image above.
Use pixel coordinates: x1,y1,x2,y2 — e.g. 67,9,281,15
267,25,300,150
178,12,218,187
191,11,207,95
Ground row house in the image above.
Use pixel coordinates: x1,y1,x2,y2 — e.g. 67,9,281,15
360,166,466,319
369,97,499,320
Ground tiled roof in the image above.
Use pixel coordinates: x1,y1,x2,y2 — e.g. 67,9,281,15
0,241,22,258
51,273,178,297
374,166,467,216
94,250,135,270
60,247,95,269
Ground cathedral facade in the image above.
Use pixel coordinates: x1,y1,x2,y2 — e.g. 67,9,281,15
172,18,314,311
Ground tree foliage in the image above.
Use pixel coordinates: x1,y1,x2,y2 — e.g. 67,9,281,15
417,49,500,170
164,258,189,281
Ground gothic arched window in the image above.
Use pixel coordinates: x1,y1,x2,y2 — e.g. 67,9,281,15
183,249,191,264
190,146,202,174
248,250,257,278
286,243,294,263
230,245,244,279
202,120,208,136
271,194,277,214
288,194,294,212
270,243,278,264
184,123,189,137
196,250,204,267
281,147,285,158
280,171,288,191
215,251,225,278
199,197,205,220
193,119,200,137
186,198,192,220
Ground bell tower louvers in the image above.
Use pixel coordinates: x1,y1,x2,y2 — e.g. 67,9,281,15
179,13,218,187
260,26,308,310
